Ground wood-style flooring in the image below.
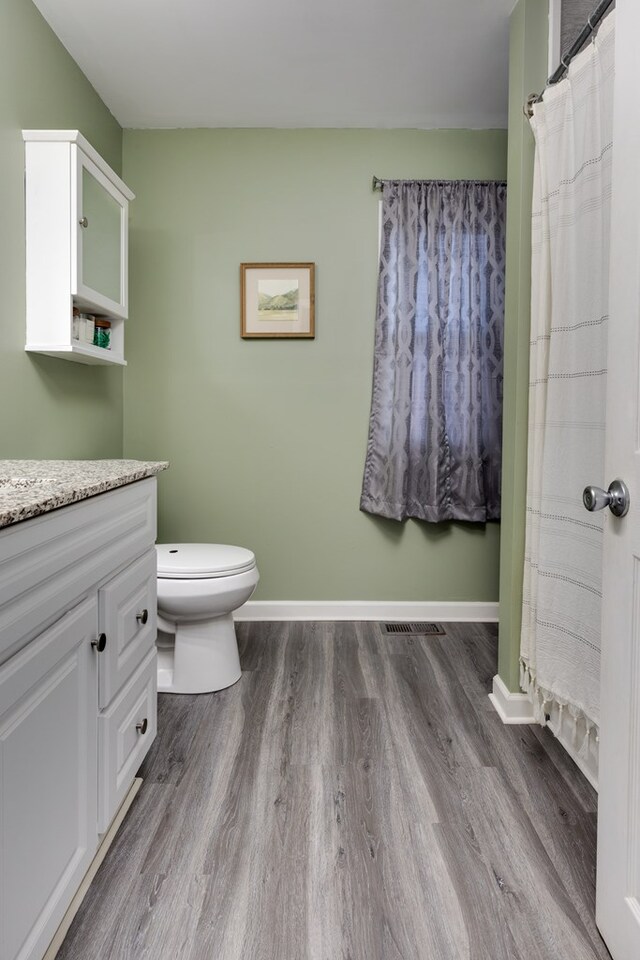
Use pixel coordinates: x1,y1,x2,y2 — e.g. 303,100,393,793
57,622,612,960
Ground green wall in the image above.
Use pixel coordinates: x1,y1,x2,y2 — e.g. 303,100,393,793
498,0,548,690
0,0,123,459
123,129,507,601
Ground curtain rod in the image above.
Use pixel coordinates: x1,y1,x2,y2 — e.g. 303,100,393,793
372,177,507,192
525,0,614,117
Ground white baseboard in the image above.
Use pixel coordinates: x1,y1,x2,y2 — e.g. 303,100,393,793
489,674,536,724
235,600,499,622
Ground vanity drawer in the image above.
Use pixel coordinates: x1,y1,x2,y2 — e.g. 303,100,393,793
98,648,156,832
98,548,157,708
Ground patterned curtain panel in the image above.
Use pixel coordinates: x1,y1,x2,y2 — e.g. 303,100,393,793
360,180,506,523
521,13,615,736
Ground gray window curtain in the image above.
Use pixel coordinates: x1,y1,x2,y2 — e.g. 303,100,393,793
360,180,506,523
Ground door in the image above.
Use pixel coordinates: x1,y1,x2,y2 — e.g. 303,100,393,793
596,0,640,956
72,146,129,319
0,598,98,960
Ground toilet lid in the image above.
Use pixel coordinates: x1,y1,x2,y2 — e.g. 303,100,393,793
156,543,256,579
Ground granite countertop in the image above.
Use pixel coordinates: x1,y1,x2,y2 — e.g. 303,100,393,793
0,459,169,528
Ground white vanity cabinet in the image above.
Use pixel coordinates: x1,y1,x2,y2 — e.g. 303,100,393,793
0,478,158,960
22,130,134,366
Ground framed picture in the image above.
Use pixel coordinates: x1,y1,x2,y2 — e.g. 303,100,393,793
241,263,315,339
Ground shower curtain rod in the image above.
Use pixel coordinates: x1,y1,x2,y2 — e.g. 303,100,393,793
525,0,614,117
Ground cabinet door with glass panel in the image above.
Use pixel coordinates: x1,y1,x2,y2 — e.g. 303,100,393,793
73,148,129,319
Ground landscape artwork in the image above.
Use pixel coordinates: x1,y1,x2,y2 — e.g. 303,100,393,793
257,278,299,322
241,263,315,339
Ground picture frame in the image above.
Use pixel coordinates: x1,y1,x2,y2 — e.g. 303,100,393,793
241,262,315,339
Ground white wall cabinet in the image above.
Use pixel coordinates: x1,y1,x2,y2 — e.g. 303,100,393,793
0,479,158,960
22,130,135,366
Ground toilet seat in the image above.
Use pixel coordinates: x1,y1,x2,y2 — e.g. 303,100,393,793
156,543,256,579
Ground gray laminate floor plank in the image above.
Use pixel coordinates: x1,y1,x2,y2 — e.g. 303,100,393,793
57,621,611,960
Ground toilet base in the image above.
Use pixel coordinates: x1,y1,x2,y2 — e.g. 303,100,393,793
157,612,242,694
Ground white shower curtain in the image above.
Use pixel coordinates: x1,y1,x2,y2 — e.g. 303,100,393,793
521,13,615,741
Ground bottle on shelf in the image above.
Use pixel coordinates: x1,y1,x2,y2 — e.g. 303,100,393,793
93,318,111,350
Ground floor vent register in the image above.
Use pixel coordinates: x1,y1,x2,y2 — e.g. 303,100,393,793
383,622,446,636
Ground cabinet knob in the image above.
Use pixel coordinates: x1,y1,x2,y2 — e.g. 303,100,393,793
136,608,149,625
136,718,148,735
91,632,107,652
79,216,88,228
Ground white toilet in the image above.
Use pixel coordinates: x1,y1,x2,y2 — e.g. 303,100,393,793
155,543,259,694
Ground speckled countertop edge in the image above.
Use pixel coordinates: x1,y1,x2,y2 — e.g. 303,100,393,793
0,460,169,528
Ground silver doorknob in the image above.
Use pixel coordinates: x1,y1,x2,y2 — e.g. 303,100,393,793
583,479,630,517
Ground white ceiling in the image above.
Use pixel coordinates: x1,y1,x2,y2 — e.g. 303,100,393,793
32,0,513,129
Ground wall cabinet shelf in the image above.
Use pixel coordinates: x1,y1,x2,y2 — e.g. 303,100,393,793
22,130,135,366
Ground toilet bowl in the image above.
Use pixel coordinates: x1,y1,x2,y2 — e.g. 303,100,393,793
156,543,259,694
